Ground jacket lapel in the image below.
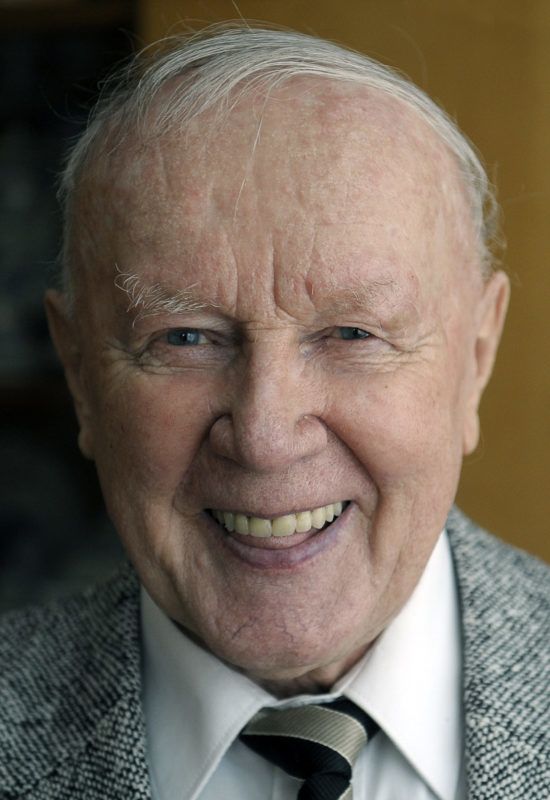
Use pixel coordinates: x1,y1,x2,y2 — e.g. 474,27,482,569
447,507,549,799
27,695,152,799
3,562,152,800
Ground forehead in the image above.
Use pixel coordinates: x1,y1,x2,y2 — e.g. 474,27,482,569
75,80,476,312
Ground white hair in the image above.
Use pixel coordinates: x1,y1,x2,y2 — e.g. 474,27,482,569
59,23,501,297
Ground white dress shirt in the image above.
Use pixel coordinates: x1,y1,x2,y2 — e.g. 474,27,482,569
141,532,465,800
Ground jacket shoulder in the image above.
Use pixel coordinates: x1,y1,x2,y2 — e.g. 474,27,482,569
447,507,549,799
0,563,144,798
0,562,139,669
447,505,549,617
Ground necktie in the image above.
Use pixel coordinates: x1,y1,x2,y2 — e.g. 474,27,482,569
240,697,379,800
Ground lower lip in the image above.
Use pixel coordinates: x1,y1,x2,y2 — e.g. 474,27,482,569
204,504,352,570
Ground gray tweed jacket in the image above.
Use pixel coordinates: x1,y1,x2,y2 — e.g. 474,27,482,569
0,507,548,799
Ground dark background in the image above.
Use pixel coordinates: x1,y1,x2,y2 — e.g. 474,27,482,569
0,1,136,611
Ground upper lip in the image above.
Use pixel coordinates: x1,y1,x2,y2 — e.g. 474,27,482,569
205,501,349,518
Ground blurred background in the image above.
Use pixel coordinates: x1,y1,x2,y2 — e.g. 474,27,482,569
1,0,548,611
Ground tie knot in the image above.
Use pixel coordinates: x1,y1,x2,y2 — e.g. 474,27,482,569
240,698,378,800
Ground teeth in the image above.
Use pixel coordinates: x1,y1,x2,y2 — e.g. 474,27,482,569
296,510,312,533
311,507,326,529
249,517,272,537
223,512,235,532
209,502,347,538
234,513,249,535
272,514,297,537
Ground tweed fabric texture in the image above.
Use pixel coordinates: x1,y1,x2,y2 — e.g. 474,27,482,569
446,508,549,798
0,566,150,799
0,507,548,799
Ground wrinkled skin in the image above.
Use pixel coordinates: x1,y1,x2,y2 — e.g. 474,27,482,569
47,82,509,695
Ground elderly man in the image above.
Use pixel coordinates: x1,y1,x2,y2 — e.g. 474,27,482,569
1,25,548,800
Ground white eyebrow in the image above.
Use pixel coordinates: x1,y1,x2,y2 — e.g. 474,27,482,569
114,268,218,324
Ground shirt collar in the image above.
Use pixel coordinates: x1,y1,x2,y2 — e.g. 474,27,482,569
141,531,462,800
341,531,463,800
141,590,272,799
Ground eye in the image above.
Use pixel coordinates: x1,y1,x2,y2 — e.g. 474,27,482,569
165,328,207,346
336,327,372,340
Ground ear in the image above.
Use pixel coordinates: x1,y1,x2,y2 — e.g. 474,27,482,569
44,289,95,459
462,270,510,454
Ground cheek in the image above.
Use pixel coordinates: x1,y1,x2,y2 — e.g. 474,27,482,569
326,368,464,485
88,372,216,496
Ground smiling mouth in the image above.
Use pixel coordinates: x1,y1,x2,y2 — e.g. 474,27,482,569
207,501,349,538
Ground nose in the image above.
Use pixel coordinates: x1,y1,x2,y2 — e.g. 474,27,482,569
209,346,328,472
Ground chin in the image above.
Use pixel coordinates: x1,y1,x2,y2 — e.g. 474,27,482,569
200,620,368,688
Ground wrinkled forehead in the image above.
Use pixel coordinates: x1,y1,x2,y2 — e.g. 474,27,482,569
71,80,477,294
95,80,461,210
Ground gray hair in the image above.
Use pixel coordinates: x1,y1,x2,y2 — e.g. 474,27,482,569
59,23,500,296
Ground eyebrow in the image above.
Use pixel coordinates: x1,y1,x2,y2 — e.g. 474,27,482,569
318,280,398,313
114,269,218,323
315,278,403,316
113,269,413,333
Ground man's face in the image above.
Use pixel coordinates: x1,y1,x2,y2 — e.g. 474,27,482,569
49,84,508,689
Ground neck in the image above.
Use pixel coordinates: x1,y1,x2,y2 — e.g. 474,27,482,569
246,644,370,698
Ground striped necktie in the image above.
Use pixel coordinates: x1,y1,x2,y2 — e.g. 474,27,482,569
240,697,379,799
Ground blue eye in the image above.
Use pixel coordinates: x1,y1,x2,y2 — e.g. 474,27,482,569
338,327,371,340
166,329,203,346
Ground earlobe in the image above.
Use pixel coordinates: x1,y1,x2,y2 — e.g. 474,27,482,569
44,289,95,459
462,411,480,456
462,270,510,455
